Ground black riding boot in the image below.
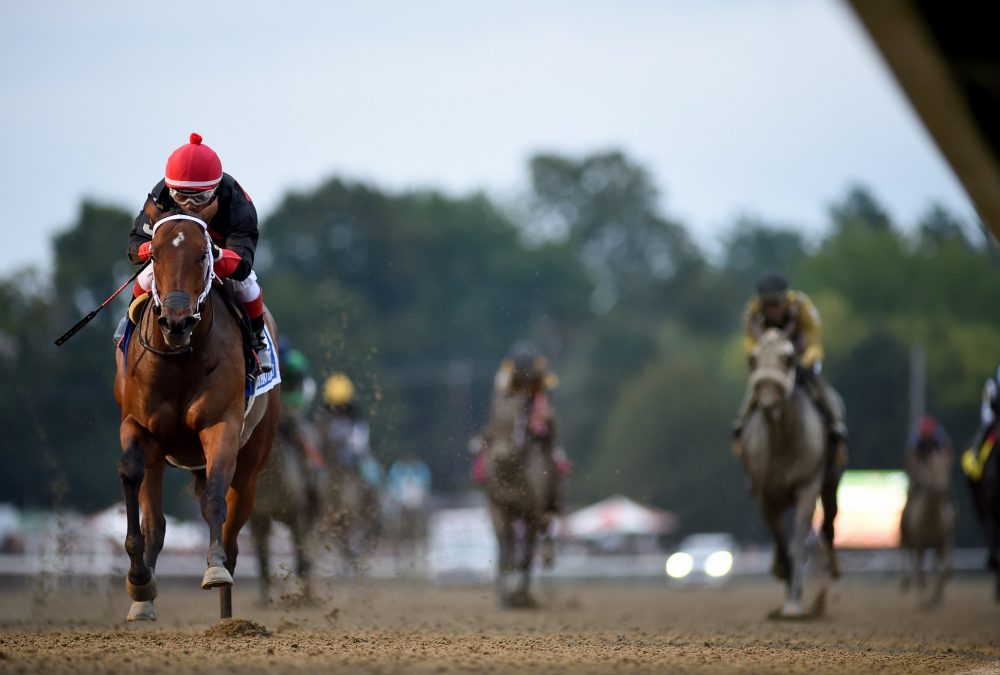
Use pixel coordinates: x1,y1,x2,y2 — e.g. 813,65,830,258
249,315,272,373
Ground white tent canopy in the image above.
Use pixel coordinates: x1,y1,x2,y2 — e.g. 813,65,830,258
560,495,678,539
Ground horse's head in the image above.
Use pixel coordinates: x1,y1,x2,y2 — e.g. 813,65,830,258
145,201,219,349
749,328,797,419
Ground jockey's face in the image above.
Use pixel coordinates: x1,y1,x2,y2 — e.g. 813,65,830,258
761,299,787,323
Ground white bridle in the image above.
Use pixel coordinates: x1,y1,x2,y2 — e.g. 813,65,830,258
149,214,216,315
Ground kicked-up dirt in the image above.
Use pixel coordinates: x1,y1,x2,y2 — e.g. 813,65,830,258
0,574,997,673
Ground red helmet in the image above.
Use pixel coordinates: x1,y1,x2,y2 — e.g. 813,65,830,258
164,133,222,190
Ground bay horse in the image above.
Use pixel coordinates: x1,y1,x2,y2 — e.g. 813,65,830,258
900,445,955,607
481,357,557,609
113,201,280,622
740,328,841,619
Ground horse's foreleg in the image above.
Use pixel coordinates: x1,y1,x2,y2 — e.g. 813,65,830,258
140,459,167,570
490,505,513,607
516,522,538,604
786,484,820,617
119,418,156,620
760,501,790,583
198,422,241,592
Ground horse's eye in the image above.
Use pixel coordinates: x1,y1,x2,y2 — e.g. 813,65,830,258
783,353,795,367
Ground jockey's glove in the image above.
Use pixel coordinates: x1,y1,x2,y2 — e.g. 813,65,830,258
211,245,242,278
137,241,152,262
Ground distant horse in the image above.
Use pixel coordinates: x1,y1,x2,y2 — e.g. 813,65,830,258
900,447,955,607
482,392,555,608
113,203,279,622
319,463,382,571
249,413,321,603
964,431,1000,600
740,328,841,619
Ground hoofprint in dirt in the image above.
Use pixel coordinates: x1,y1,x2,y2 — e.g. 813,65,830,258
0,577,997,674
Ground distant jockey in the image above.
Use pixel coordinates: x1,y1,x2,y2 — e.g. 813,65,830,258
125,133,272,371
732,272,847,464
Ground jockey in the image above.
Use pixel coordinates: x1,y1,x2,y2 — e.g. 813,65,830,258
963,365,1000,483
907,414,952,483
127,132,272,372
386,453,432,510
732,272,848,459
276,339,323,468
318,372,381,486
476,344,569,516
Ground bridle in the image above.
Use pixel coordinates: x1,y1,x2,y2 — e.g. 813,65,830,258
137,214,217,356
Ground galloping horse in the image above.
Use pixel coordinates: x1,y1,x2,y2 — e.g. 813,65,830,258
900,446,954,607
113,202,280,621
249,414,321,603
964,431,1000,600
740,328,841,618
481,386,555,608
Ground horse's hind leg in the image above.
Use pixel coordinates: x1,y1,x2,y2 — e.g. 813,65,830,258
119,418,157,621
249,515,271,606
820,466,842,578
290,517,313,599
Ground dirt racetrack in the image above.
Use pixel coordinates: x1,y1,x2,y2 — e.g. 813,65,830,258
0,575,997,674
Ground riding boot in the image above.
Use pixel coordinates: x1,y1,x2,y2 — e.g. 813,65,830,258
249,315,273,373
807,376,848,466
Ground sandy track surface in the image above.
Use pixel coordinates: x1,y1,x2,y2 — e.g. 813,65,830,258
0,575,997,673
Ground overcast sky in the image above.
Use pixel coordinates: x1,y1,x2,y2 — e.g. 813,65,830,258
0,0,975,276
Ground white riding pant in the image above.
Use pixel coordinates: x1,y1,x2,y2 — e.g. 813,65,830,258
138,264,261,302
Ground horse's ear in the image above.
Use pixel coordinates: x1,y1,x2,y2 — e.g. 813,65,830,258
143,197,165,225
199,199,220,224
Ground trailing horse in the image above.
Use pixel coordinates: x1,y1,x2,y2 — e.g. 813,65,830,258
249,413,321,604
739,328,842,619
963,430,1000,600
481,391,555,609
113,203,280,622
900,446,955,607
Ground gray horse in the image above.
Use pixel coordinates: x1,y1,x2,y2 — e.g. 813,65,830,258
900,446,955,607
740,328,842,618
249,415,321,603
482,392,556,609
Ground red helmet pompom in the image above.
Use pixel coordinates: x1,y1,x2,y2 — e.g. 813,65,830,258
189,132,203,145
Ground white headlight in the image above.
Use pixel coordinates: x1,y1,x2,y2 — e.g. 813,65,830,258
666,552,694,578
704,550,733,577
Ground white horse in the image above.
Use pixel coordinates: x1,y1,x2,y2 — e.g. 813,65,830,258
740,328,840,618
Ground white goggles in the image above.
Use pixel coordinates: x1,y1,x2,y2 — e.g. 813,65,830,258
169,187,217,208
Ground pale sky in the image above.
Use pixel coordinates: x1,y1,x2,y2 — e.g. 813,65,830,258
0,0,975,277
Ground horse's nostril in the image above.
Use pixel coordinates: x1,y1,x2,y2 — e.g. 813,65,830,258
157,317,170,331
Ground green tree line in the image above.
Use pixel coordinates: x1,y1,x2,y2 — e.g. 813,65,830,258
1,150,994,545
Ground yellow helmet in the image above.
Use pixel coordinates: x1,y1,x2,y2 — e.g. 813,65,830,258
323,372,355,406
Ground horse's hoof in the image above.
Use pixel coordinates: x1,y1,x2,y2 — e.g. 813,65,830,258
506,590,538,609
126,571,157,602
202,566,234,590
127,600,157,622
767,600,806,620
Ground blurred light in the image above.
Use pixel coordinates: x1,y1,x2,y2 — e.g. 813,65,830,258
665,552,693,578
704,550,733,577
